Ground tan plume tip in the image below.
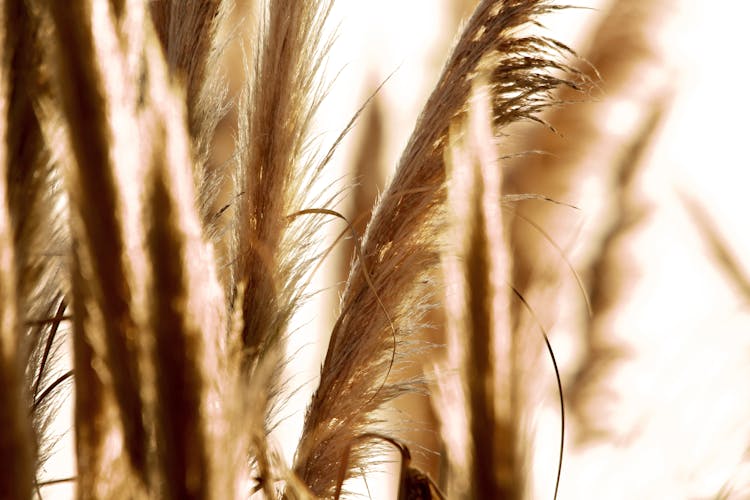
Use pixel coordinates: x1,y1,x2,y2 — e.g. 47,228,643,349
232,0,335,394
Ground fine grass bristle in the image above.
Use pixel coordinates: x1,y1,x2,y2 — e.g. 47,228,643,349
149,0,222,133
339,91,386,288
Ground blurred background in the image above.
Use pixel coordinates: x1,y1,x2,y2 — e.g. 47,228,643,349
40,0,750,498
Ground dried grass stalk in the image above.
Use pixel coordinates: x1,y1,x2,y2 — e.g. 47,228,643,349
439,81,517,499
40,0,245,495
46,0,149,486
232,0,333,376
145,135,212,500
69,238,112,499
0,12,35,495
139,22,233,494
149,0,230,232
3,0,71,486
0,177,35,500
294,1,579,496
230,1,339,483
0,0,603,496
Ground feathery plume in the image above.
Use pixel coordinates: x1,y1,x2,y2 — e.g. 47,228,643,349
294,1,580,496
149,0,222,133
149,0,231,234
232,0,334,383
0,0,632,496
141,30,230,496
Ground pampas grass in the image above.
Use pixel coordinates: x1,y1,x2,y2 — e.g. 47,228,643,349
440,80,518,499
9,0,733,498
2,0,579,497
1,18,36,495
292,1,580,495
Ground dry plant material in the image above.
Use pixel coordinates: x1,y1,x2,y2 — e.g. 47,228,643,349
340,93,386,286
2,0,60,321
568,96,668,441
504,0,674,330
0,165,35,499
46,1,233,497
3,2,71,487
149,0,230,233
230,1,339,490
232,0,333,375
438,81,518,499
293,1,579,497
498,0,673,474
334,433,445,500
47,0,151,488
681,195,750,303
149,0,221,134
452,0,480,24
1,11,36,495
0,0,595,498
141,36,230,497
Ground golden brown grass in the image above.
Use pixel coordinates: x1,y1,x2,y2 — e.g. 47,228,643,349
233,0,334,376
1,13,36,496
439,80,517,499
292,2,581,497
2,0,697,499
47,2,164,491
